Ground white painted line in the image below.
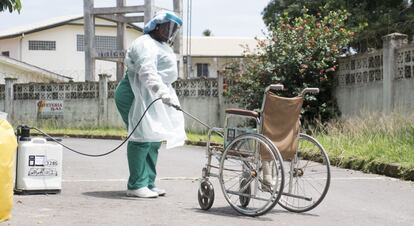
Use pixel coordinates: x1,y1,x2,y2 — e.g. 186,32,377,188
332,177,398,181
63,176,398,183
62,177,199,183
159,176,199,181
63,179,127,182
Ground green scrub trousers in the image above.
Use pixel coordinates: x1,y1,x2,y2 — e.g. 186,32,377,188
115,75,161,190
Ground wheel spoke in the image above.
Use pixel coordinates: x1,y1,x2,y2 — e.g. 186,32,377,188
278,134,330,213
219,133,284,216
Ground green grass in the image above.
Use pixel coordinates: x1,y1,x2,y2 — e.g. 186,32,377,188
186,131,223,144
314,113,414,169
32,127,127,137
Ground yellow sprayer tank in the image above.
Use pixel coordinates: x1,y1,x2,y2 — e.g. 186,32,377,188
0,117,17,222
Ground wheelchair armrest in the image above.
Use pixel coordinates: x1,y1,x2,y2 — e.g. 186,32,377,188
225,108,259,118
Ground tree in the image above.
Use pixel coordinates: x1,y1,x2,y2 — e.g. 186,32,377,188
262,0,414,51
0,0,21,13
225,8,353,124
202,29,212,37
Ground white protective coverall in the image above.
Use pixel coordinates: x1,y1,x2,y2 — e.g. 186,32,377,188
125,34,186,149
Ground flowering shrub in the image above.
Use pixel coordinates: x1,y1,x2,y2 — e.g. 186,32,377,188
225,8,354,125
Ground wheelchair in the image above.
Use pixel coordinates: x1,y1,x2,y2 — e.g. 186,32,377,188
197,84,331,216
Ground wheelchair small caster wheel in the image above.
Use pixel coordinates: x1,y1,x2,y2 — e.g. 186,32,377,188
198,179,214,210
239,178,251,207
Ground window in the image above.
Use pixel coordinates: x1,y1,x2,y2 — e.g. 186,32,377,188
77,35,117,51
77,35,84,51
196,63,209,77
1,51,9,57
29,41,56,50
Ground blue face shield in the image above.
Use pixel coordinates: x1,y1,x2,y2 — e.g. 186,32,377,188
144,11,182,44
162,21,180,45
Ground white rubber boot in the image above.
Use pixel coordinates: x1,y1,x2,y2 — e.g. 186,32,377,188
150,187,166,196
126,187,158,198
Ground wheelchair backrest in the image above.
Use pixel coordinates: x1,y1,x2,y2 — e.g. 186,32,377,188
260,91,303,161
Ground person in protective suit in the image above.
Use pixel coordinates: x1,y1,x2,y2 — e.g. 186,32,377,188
114,11,186,198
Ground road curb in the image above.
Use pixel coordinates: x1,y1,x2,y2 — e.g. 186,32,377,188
329,157,414,181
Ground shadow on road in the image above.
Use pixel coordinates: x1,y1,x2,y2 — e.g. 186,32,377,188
189,206,274,221
189,206,319,220
268,208,320,217
82,190,140,201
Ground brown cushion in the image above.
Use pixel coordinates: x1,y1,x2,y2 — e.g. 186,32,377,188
260,92,303,161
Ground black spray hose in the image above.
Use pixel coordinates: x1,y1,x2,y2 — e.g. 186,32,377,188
30,97,163,157
29,98,212,157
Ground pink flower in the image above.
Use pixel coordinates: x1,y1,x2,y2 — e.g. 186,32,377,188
326,67,336,72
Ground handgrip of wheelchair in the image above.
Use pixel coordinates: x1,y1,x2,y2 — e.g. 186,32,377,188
225,108,259,118
300,88,319,96
265,84,284,93
225,109,261,128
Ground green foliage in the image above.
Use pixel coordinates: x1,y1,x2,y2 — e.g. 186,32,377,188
224,8,354,124
202,29,212,37
0,0,21,13
262,0,414,51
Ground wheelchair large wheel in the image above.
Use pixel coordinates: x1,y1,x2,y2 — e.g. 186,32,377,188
278,133,331,213
219,133,284,217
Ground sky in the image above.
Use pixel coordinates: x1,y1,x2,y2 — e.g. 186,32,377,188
0,0,272,37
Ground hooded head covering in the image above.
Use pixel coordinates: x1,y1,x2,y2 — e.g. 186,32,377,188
143,11,183,34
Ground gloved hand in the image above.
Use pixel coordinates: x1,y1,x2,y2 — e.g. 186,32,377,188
160,93,181,110
161,93,173,106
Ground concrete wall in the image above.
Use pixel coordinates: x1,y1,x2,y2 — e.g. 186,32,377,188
393,78,414,113
9,98,131,128
179,96,220,131
0,84,4,112
11,98,100,127
335,83,383,116
7,96,226,132
0,100,4,112
107,99,125,127
0,37,20,59
334,33,414,117
0,58,68,84
3,76,226,132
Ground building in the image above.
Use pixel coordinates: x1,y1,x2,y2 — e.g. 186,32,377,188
0,15,142,82
183,37,258,78
0,15,258,82
0,55,72,84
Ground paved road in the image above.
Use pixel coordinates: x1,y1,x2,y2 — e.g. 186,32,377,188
6,138,414,226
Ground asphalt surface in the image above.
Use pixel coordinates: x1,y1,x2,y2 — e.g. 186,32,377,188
4,138,414,226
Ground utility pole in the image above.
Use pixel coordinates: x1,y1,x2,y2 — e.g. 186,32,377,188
173,0,184,78
84,0,95,81
116,0,126,81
